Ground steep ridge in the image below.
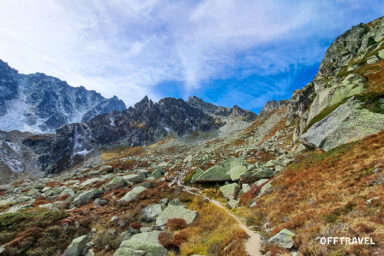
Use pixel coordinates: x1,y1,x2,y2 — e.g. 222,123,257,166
188,96,257,121
40,96,256,173
0,60,126,133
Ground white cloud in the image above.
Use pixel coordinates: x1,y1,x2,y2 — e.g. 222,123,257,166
0,0,382,106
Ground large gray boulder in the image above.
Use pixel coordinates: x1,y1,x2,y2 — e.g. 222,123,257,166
81,178,101,187
194,158,248,182
141,204,162,222
64,235,88,256
113,247,146,256
156,205,197,226
122,174,144,184
268,229,295,249
189,169,204,183
72,188,104,207
240,167,275,183
114,231,167,256
103,177,126,191
219,183,239,199
301,97,384,151
118,186,146,203
306,73,366,126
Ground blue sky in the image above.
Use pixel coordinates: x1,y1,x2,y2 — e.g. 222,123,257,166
0,0,383,112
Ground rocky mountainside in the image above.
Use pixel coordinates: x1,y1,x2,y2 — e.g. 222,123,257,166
187,96,257,121
38,96,257,173
0,59,126,133
1,16,384,256
0,95,257,179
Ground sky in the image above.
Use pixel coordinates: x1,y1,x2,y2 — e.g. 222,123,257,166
0,0,383,112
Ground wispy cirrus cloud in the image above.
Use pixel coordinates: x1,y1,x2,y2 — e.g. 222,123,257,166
0,0,382,109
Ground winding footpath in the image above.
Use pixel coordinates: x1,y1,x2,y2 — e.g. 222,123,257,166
180,184,262,256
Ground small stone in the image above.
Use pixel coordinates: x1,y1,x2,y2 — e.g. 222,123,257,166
81,178,101,187
73,188,104,207
168,198,180,206
98,165,114,173
111,216,119,222
138,169,149,177
367,55,380,64
366,196,380,204
254,179,269,187
240,184,251,194
219,183,239,199
118,186,146,203
141,204,162,222
104,177,126,191
160,198,168,205
84,249,94,256
156,205,197,226
227,199,239,209
258,181,272,197
378,49,384,59
122,174,144,184
64,235,88,256
268,229,295,249
149,169,163,179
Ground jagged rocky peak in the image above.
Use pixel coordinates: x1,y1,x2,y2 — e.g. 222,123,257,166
0,59,126,133
187,96,257,121
41,96,221,173
316,16,384,79
258,100,289,116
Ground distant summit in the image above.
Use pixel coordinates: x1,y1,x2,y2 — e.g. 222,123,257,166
0,59,126,133
188,96,257,121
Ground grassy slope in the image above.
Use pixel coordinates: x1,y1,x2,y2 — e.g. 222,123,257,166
244,131,384,255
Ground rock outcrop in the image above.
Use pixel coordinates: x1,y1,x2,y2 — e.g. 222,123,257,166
301,97,384,151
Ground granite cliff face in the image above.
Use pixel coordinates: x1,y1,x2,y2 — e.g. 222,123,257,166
296,17,384,150
0,60,126,133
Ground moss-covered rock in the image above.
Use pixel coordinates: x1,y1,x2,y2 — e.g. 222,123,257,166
193,158,248,182
156,205,197,226
115,231,167,256
301,97,384,151
63,235,88,256
219,183,239,199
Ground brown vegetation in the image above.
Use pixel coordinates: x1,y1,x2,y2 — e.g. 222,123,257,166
252,130,384,255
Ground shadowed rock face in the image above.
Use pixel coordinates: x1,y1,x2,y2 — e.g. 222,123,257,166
0,59,126,133
41,96,223,173
0,130,55,184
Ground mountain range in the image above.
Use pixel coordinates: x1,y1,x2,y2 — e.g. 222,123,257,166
0,15,384,256
0,59,126,133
